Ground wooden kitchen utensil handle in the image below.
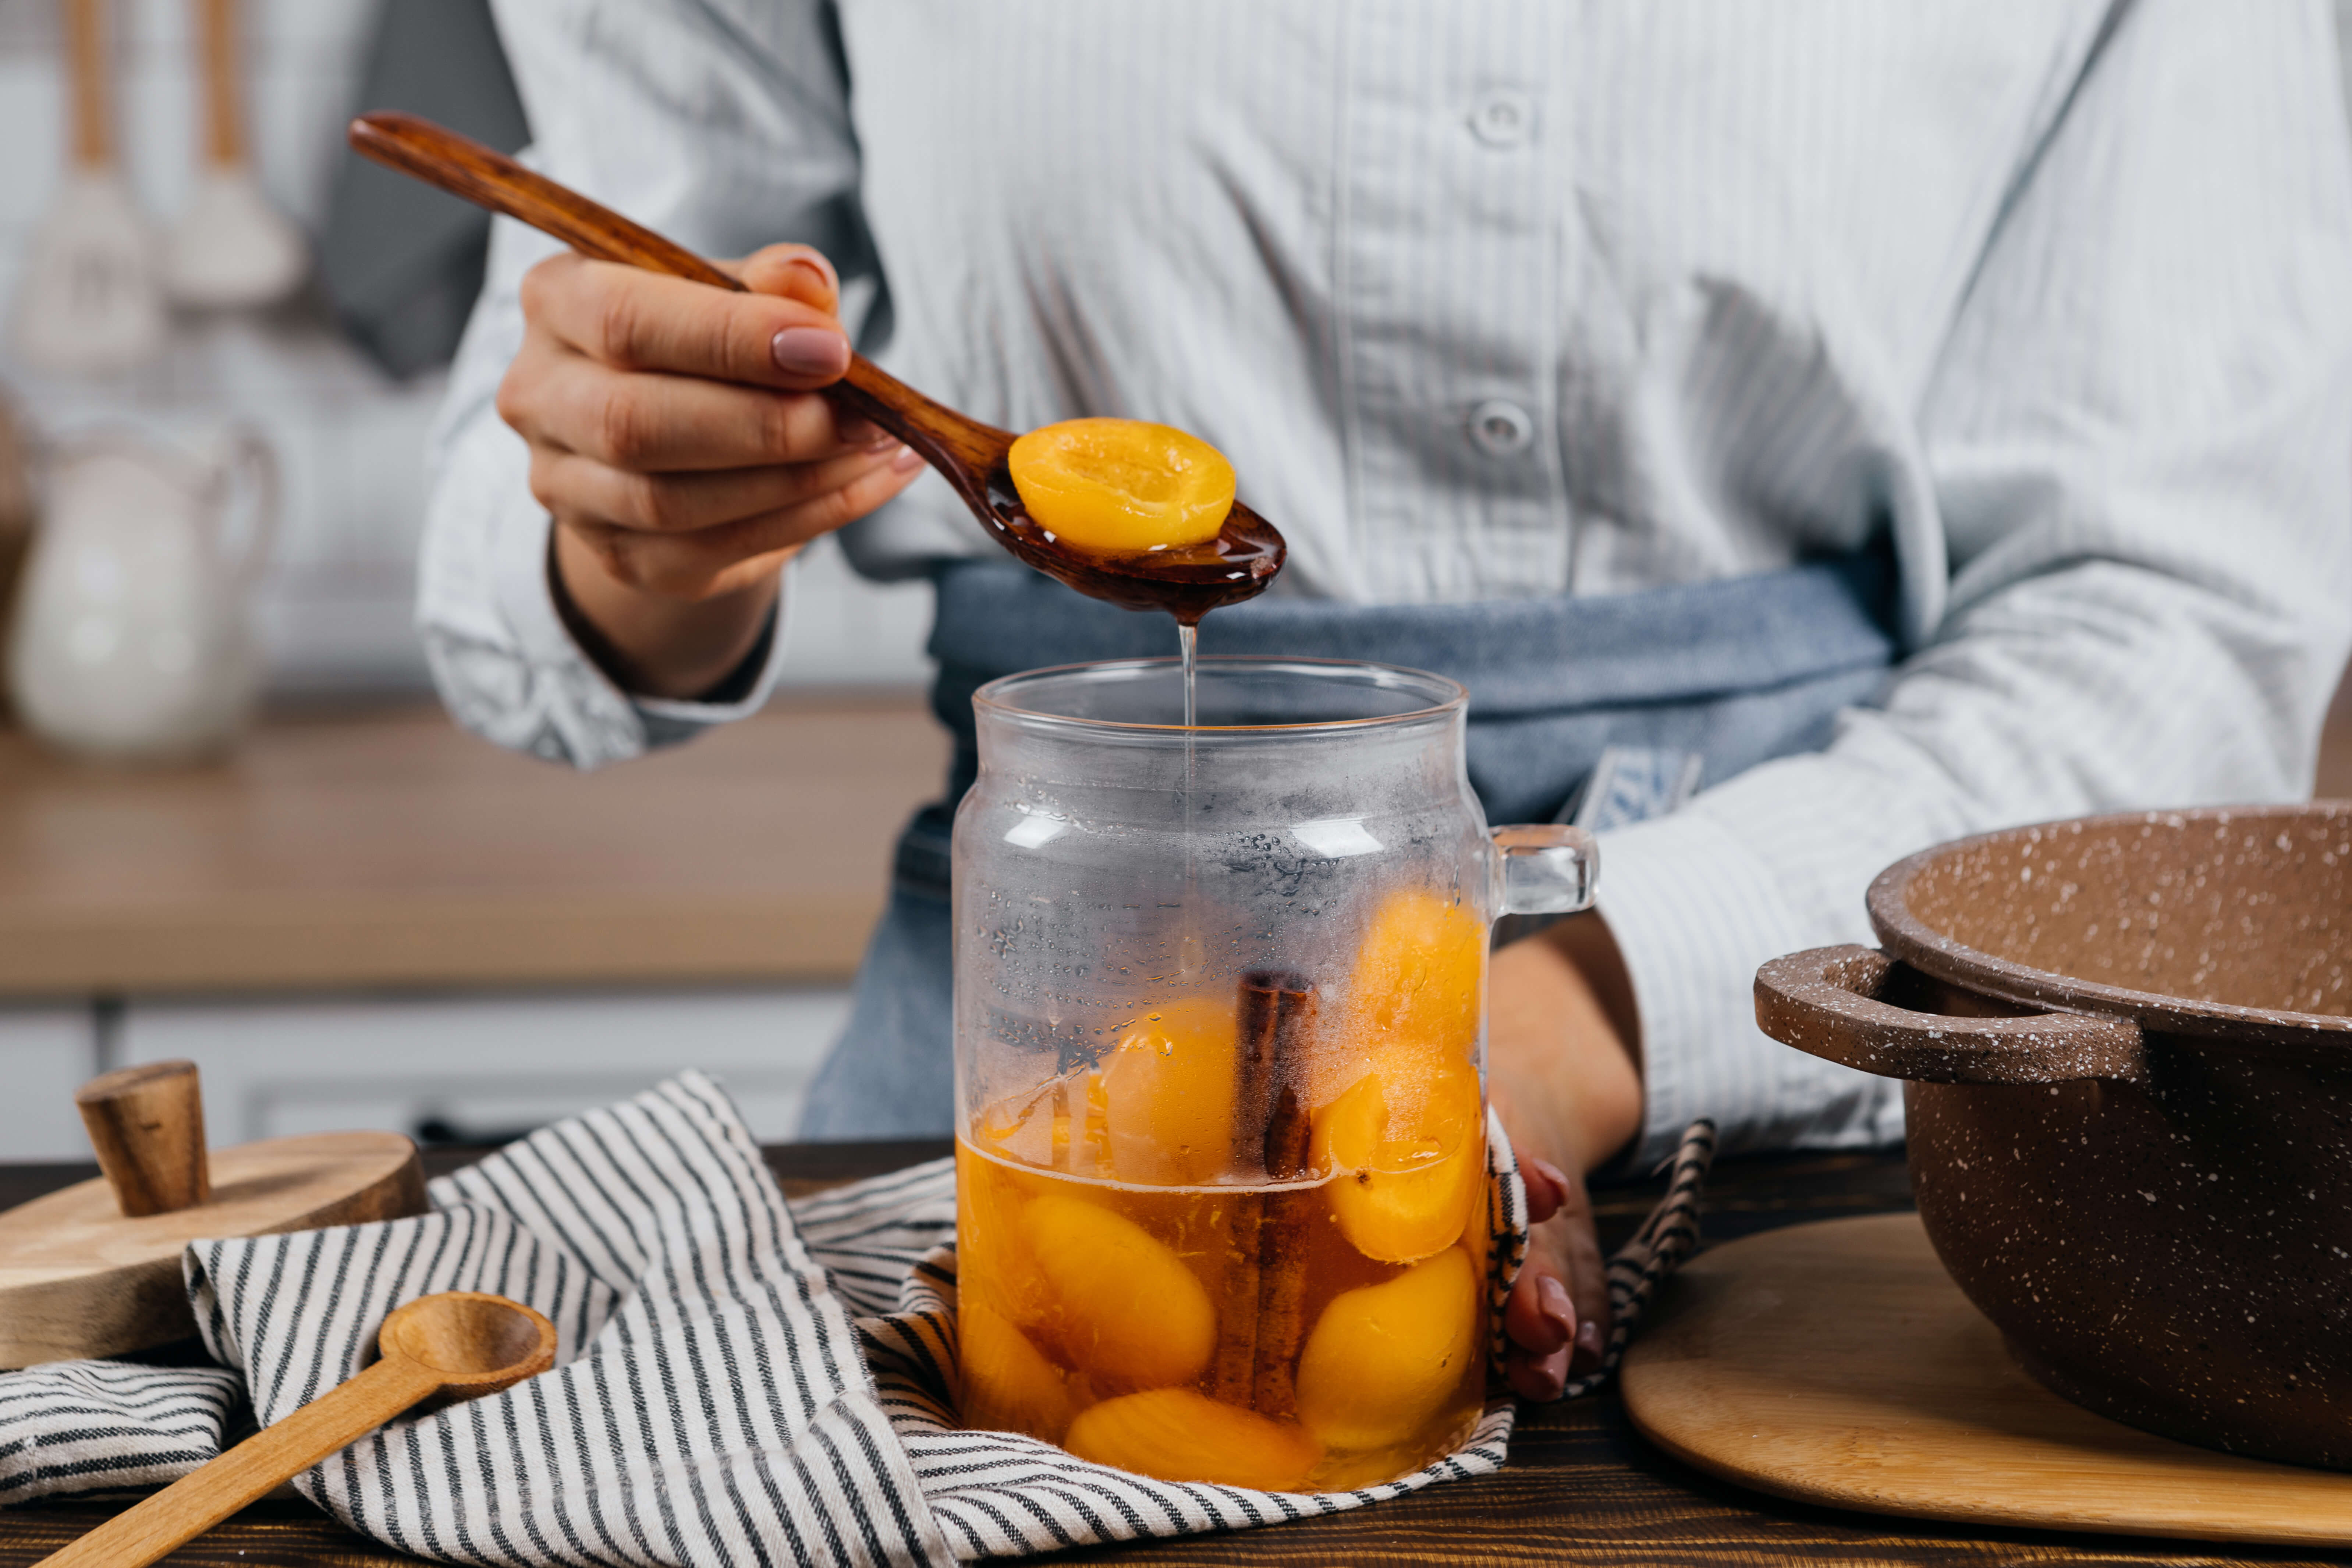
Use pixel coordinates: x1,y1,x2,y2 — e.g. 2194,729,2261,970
1755,946,2148,1088
197,0,243,167
32,1356,439,1568
350,110,733,288
343,111,1015,480
75,1059,209,1216
33,1291,556,1568
64,0,110,168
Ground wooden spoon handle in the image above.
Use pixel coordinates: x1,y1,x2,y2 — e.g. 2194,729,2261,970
64,0,110,169
349,111,735,290
196,0,244,168
33,1357,441,1568
344,111,1007,472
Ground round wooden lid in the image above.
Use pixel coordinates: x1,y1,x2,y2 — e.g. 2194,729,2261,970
0,1131,425,1367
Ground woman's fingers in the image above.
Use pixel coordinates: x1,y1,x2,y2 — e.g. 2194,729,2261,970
535,444,909,536
562,447,924,600
506,240,923,697
1518,1150,1571,1224
1501,1162,1617,1401
503,343,880,473
737,243,840,312
1504,1255,1573,1401
1507,1345,1571,1402
520,252,850,391
1550,1174,1612,1374
1504,1267,1576,1356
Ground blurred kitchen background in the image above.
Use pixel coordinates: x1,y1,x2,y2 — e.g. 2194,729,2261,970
0,1,2349,1158
0,0,937,1156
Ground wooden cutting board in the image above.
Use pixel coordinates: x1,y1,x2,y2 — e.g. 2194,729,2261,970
0,1131,423,1368
0,1061,425,1367
1620,1212,2352,1548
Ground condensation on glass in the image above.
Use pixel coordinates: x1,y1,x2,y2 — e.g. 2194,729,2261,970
951,657,1596,1490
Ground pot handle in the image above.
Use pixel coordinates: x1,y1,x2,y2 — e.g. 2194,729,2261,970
1754,945,2147,1087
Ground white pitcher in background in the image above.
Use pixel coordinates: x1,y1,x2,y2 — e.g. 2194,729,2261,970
8,427,276,762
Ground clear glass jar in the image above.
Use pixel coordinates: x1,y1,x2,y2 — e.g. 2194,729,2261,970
951,657,1595,1490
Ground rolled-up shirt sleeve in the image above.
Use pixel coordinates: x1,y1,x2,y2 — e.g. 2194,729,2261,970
1600,0,2352,1166
418,0,864,770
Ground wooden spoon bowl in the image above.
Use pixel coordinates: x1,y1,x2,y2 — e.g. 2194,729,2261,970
379,1289,558,1388
347,110,1284,624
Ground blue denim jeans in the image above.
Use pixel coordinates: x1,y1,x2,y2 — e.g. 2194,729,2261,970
797,551,1895,1138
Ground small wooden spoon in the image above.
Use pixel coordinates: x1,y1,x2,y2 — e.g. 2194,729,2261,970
347,111,1285,624
35,1291,557,1568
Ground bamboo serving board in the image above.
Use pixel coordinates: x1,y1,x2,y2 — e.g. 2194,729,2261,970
1620,1213,2352,1548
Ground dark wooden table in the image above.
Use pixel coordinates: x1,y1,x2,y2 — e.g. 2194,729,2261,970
0,1143,2337,1566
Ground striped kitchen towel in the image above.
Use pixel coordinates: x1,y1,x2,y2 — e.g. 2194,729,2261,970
818,1115,1715,1559
0,1361,240,1500
0,1075,1714,1564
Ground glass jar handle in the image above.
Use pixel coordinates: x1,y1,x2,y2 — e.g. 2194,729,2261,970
1493,824,1598,915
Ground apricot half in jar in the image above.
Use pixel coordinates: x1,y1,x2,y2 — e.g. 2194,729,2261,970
959,1298,1076,1443
1022,1194,1216,1391
1319,888,1487,1112
1007,418,1236,556
1312,1067,1484,1263
1295,1247,1480,1453
1065,1388,1322,1490
1097,994,1239,1186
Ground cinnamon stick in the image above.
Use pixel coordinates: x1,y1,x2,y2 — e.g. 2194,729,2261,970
1214,970,1316,1415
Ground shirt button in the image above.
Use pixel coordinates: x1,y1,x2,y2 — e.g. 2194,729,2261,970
1468,400,1534,456
1470,89,1533,148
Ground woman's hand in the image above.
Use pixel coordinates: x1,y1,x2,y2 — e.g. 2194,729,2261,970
496,244,926,698
1487,914,1644,1401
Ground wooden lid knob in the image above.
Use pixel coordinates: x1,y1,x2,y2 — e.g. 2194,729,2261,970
75,1060,211,1217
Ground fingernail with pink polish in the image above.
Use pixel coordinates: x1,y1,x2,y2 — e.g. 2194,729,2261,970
1529,1157,1570,1194
1537,1275,1575,1336
1576,1320,1604,1359
772,326,848,378
890,445,925,472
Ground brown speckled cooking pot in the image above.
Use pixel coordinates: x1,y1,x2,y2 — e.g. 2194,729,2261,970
1754,803,2352,1470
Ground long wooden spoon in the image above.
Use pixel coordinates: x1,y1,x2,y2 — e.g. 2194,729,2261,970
35,1291,557,1568
347,110,1285,624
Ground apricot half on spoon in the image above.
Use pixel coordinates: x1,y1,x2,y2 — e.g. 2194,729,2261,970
1008,419,1237,556
344,110,1286,624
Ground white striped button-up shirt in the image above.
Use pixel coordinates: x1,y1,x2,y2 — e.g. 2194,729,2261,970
422,0,2352,1165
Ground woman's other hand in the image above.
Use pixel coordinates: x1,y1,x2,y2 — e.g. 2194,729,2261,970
1487,915,1644,1401
496,244,925,698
